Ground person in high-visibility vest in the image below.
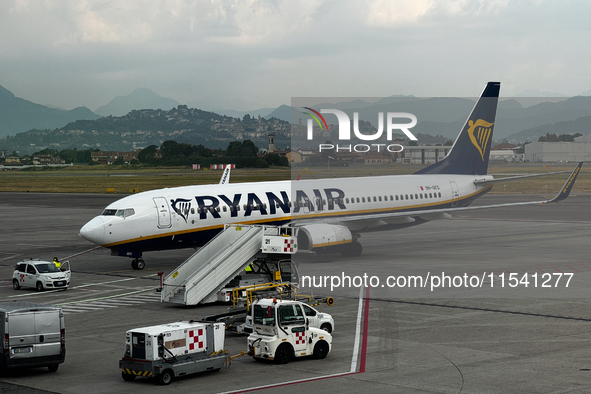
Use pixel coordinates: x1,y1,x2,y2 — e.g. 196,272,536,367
53,257,61,269
245,263,253,273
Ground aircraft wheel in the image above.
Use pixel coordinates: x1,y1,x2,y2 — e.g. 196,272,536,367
136,259,145,270
351,242,363,257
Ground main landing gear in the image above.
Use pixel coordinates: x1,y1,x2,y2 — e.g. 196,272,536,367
131,258,145,270
340,234,363,257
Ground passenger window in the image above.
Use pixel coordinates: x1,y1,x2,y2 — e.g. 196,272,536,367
27,265,36,274
356,197,360,203
395,195,399,201
415,194,418,199
378,196,382,202
410,194,413,200
362,197,365,203
346,198,350,204
223,206,227,212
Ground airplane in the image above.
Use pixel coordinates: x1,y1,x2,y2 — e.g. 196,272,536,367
79,82,583,270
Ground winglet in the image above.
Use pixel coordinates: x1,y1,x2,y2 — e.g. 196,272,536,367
219,165,231,185
546,162,583,203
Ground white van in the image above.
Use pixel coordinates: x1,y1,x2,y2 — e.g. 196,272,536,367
12,259,71,291
0,302,66,372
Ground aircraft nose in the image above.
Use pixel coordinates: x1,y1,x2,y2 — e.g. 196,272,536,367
79,216,105,245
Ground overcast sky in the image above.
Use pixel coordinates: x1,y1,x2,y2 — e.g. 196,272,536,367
1,0,590,111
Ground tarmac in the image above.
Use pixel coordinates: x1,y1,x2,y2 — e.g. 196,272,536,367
0,191,590,393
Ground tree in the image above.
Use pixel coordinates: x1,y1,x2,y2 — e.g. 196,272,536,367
138,145,158,164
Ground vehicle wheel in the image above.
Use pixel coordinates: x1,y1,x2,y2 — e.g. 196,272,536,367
131,259,138,270
313,340,329,359
351,242,362,257
121,372,136,381
12,279,20,290
273,344,292,364
136,259,145,270
48,364,59,373
157,370,173,385
36,282,44,292
320,323,332,334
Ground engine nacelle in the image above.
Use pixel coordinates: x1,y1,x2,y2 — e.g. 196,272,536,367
297,224,353,252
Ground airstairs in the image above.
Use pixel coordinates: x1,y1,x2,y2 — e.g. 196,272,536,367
160,224,297,305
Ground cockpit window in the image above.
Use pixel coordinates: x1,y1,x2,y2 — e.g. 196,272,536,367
103,208,135,218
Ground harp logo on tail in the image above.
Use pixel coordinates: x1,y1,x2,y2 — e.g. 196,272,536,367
467,119,494,160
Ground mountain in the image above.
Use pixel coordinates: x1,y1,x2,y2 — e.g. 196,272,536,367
265,105,293,122
513,89,568,97
507,115,591,142
0,85,100,138
95,88,180,117
187,98,266,113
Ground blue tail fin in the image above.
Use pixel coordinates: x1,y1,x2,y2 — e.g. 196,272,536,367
415,82,500,175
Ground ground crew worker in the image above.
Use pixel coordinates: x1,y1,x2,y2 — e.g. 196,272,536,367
53,257,61,269
245,263,253,273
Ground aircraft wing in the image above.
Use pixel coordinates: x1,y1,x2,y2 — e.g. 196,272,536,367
295,162,583,226
473,169,572,185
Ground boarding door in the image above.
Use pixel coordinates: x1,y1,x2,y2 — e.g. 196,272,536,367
153,197,171,228
449,182,460,207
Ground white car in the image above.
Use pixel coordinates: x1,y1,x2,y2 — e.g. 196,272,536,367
13,260,71,291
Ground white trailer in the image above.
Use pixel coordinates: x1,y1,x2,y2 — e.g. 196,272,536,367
247,299,332,364
119,321,227,385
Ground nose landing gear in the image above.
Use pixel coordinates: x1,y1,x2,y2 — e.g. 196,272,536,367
131,258,145,270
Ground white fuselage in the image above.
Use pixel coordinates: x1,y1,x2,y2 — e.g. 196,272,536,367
79,173,493,254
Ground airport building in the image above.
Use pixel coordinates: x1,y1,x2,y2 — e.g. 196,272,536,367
524,135,591,162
